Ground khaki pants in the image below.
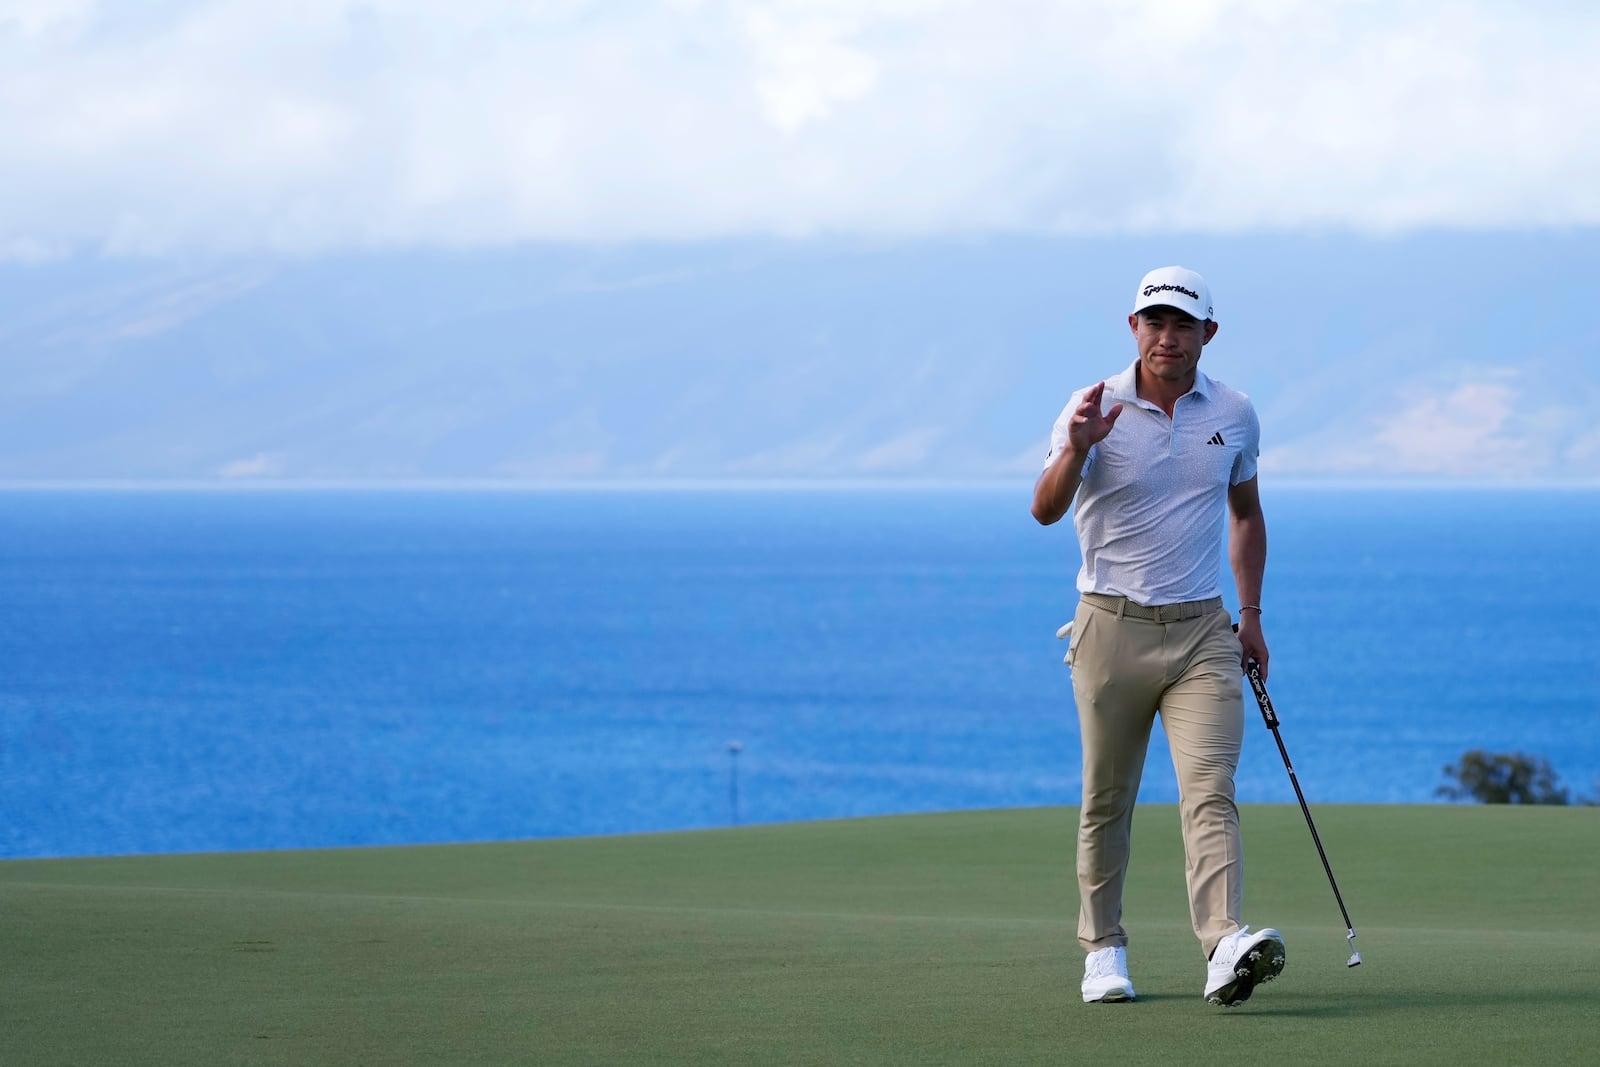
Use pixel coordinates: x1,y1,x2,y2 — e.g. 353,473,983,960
1066,595,1244,959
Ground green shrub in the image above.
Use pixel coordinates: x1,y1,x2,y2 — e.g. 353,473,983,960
1436,750,1569,805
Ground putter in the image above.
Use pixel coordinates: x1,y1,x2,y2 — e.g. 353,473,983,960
1242,653,1363,968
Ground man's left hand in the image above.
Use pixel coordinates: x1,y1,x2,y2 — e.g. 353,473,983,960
1237,613,1269,681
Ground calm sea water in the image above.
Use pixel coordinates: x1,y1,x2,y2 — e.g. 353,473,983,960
2,487,1597,858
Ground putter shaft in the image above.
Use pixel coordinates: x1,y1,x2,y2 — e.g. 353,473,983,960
1245,658,1362,966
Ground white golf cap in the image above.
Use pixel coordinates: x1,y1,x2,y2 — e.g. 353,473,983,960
1132,266,1213,321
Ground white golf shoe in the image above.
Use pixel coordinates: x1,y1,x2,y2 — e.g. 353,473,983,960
1081,946,1135,1003
1204,925,1286,1006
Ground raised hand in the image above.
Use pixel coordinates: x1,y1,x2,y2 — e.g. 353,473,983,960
1032,381,1125,524
1068,381,1123,452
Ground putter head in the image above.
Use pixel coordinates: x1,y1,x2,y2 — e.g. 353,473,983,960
1346,931,1362,967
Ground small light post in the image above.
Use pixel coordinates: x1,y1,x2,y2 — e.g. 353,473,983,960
727,741,743,826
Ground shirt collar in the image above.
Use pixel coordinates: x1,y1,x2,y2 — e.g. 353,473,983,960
1106,360,1214,407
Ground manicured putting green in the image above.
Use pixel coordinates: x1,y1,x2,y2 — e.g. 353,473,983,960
4,805,1597,1065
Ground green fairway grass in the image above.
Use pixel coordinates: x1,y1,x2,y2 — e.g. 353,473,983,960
5,805,1597,1066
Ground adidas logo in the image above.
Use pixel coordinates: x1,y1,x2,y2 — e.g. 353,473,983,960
1207,432,1226,446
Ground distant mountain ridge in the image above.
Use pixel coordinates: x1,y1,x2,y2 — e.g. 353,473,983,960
3,233,1596,484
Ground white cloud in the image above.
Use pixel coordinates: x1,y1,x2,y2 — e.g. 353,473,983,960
0,0,95,37
1261,378,1590,479
1373,383,1526,475
2,0,1598,256
742,7,880,133
218,452,284,478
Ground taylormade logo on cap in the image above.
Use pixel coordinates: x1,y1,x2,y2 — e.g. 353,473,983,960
1133,266,1213,321
1143,282,1199,301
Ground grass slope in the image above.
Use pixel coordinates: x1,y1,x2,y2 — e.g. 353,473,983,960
4,805,1598,1066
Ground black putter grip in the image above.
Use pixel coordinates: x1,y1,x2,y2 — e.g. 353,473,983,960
1231,622,1281,728
1245,662,1281,728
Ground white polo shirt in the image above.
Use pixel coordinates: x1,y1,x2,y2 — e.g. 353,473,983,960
1044,360,1260,605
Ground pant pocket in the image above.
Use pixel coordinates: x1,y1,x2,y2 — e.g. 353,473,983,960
1066,602,1093,668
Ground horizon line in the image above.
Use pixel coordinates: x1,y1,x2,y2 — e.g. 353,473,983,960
1,476,1598,493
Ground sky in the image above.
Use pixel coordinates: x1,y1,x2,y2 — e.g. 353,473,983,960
5,0,1598,254
2,0,1598,483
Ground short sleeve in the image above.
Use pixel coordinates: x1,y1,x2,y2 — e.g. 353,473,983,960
1231,402,1261,485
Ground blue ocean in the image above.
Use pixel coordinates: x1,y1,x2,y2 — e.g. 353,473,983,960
2,487,1597,859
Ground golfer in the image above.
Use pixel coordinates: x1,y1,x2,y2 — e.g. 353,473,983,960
1032,266,1285,1007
